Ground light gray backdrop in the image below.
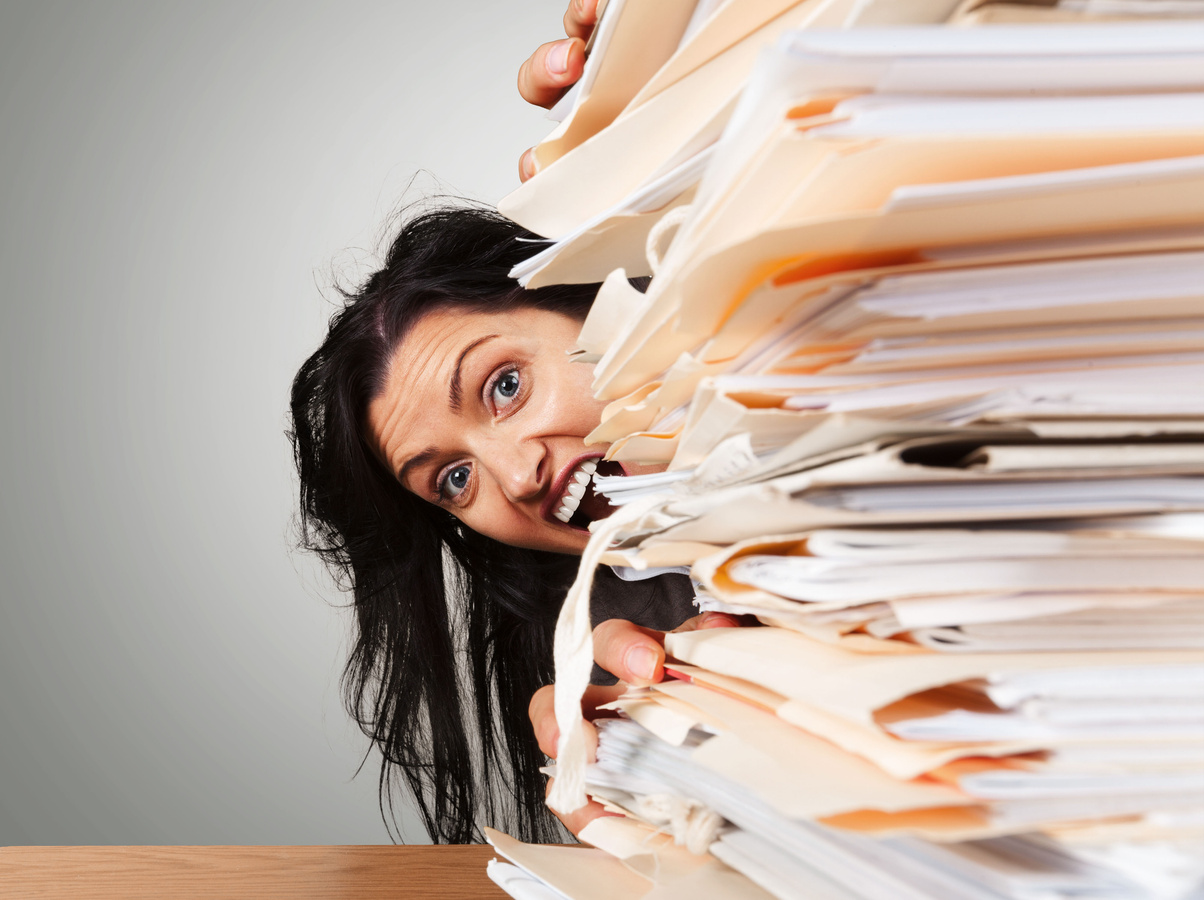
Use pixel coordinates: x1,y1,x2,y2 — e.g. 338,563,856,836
0,0,563,844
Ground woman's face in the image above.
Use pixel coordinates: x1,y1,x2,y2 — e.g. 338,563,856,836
367,306,659,554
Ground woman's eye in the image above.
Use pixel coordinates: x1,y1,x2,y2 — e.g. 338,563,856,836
440,464,471,499
492,369,521,409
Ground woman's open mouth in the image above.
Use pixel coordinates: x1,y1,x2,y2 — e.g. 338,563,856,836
549,457,625,529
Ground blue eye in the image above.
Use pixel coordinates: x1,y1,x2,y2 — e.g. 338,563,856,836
493,370,520,408
441,464,471,499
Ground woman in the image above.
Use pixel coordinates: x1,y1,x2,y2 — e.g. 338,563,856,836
290,204,738,844
291,0,743,845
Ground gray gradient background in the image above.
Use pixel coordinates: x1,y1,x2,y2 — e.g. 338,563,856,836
0,0,563,844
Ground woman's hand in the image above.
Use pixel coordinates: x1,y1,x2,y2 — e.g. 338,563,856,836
516,0,600,181
528,611,744,838
528,681,619,836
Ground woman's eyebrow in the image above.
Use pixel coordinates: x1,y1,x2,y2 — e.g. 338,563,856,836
398,446,438,489
449,334,501,412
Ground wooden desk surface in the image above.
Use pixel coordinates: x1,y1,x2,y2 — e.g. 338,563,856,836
1,845,507,900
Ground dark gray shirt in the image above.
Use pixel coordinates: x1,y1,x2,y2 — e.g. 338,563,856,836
588,567,698,684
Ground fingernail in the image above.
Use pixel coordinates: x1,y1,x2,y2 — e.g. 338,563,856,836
627,646,658,682
519,149,537,182
548,40,571,75
702,613,740,629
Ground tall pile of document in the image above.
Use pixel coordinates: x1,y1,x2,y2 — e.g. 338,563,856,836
486,2,1204,898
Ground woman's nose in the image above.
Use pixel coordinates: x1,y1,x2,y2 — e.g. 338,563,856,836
481,439,546,504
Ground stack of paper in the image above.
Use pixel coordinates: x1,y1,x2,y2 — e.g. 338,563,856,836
488,5,1204,900
503,0,984,288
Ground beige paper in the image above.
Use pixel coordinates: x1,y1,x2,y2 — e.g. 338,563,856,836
654,672,1044,779
819,805,1020,842
577,817,710,884
576,269,650,362
486,826,653,899
591,158,1204,401
501,5,809,239
577,817,779,900
525,188,697,288
627,0,825,111
689,717,971,820
666,626,1204,723
612,695,709,746
536,0,700,169
637,680,972,817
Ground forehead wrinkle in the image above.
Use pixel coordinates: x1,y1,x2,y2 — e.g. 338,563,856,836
371,325,450,480
371,319,499,490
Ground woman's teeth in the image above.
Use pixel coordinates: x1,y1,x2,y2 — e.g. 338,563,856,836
553,459,598,523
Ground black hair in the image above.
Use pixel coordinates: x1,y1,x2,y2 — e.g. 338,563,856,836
289,203,598,843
